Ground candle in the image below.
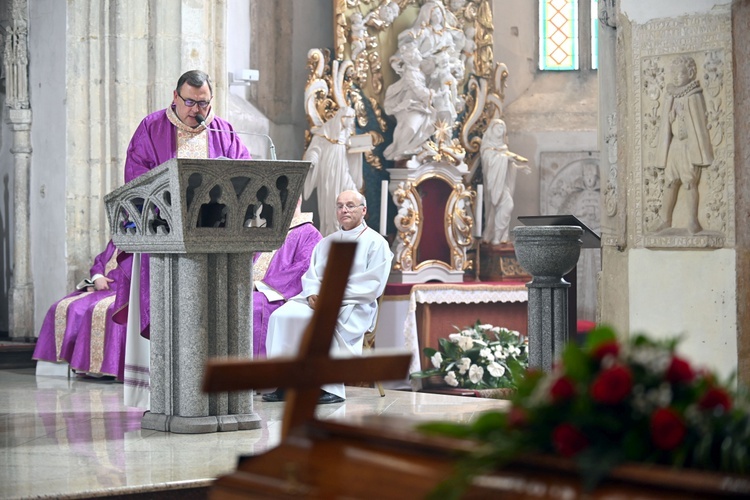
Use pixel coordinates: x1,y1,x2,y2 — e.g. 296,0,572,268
474,184,483,238
380,179,388,236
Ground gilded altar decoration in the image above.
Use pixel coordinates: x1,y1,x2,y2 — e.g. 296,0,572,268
323,0,500,172
306,0,515,282
446,182,473,270
392,180,420,271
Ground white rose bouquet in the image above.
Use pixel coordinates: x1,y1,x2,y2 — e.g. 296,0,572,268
411,321,528,390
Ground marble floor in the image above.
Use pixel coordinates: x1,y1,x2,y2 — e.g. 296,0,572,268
0,366,508,500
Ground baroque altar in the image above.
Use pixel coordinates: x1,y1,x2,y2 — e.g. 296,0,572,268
302,0,527,284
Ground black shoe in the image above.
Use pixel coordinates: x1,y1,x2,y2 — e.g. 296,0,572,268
318,390,345,405
262,389,285,402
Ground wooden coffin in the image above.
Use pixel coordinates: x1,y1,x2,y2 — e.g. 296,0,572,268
210,414,750,499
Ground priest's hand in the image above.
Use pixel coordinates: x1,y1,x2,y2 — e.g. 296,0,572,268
307,294,319,309
93,276,114,291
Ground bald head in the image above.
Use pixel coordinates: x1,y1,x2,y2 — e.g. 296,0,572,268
336,190,367,230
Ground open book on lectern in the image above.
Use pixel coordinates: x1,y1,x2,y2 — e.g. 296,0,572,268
517,215,600,249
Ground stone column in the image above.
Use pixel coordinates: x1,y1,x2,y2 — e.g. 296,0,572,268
143,252,257,433
7,108,32,339
512,226,582,372
5,0,33,339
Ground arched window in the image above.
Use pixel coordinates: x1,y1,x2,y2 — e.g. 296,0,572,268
539,0,599,70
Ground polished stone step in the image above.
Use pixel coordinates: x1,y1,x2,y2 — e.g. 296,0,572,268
0,339,36,369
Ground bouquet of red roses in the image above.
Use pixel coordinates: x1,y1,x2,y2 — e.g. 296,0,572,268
420,325,750,496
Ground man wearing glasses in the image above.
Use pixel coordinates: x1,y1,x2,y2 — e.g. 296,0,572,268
124,69,250,182
116,70,251,407
262,190,393,404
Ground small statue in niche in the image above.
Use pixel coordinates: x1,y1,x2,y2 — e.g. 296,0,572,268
349,12,368,62
654,55,714,234
384,0,467,166
302,106,363,236
461,25,477,75
364,0,400,31
480,119,530,245
398,0,460,82
428,51,463,137
383,41,437,163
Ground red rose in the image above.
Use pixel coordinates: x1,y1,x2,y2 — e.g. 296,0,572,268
549,376,576,403
507,406,528,428
650,407,686,450
590,365,633,404
665,355,694,384
699,387,732,413
591,340,620,361
552,423,589,457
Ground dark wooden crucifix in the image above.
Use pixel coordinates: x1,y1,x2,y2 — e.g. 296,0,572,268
202,242,412,439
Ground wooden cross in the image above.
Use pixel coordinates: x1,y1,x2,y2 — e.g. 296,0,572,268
202,242,412,439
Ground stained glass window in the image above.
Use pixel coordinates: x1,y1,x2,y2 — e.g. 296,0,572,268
591,0,599,70
539,0,599,71
540,0,578,70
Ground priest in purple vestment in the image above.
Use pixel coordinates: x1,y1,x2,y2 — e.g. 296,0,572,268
115,69,251,339
33,240,128,379
114,70,251,407
253,201,322,358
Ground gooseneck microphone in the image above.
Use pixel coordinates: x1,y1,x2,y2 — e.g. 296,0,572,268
195,113,277,160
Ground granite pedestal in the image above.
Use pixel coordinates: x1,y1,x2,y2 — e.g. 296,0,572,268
512,225,583,372
104,158,309,433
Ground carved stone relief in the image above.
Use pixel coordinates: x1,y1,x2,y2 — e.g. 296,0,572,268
598,0,618,29
599,6,628,251
540,151,601,322
632,13,734,249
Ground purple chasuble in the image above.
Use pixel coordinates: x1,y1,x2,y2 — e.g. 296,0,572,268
253,216,321,357
115,107,251,338
33,240,128,379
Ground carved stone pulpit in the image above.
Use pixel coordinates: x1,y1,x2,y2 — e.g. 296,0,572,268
104,158,309,433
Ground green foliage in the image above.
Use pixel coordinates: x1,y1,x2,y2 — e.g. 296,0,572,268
410,321,528,390
417,325,750,496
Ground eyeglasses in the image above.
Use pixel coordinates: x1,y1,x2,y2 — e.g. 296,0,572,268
336,203,364,212
177,93,212,109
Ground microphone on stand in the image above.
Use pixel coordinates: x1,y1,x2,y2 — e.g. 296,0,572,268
195,113,277,160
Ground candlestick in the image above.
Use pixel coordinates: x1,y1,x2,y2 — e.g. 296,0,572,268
380,179,388,236
474,184,483,238
474,184,484,281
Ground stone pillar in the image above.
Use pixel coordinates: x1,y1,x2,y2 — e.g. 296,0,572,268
4,0,33,339
7,108,32,339
143,252,256,433
512,226,582,372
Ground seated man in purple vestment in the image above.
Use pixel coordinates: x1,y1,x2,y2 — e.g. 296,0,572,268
252,198,322,358
33,240,130,379
114,69,251,407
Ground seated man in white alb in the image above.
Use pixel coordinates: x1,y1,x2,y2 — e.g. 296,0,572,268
262,189,393,404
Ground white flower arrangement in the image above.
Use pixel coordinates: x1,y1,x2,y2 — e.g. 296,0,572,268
411,321,529,390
